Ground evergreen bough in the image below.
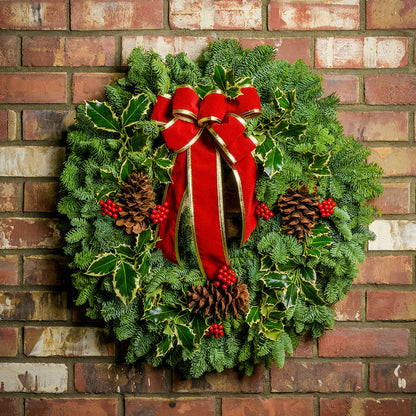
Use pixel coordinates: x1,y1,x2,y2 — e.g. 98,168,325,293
58,40,383,378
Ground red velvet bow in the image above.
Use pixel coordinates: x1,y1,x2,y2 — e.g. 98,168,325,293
151,85,261,280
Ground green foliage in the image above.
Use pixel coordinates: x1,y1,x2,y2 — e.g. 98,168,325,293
58,40,383,379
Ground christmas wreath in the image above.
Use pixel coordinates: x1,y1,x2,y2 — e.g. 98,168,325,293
58,40,383,378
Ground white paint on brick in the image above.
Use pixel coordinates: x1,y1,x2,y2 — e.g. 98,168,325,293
372,38,407,68
363,37,377,67
369,220,416,251
0,363,67,392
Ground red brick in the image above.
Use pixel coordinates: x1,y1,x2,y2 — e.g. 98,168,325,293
0,398,18,416
0,291,67,320
0,327,18,356
24,255,68,285
173,364,263,393
320,397,412,416
370,363,416,392
240,37,311,65
71,0,163,30
170,0,262,30
122,36,211,64
333,290,361,321
72,73,124,104
23,36,116,67
319,327,409,357
316,37,407,68
269,0,360,30
223,397,313,416
368,183,410,214
24,182,58,212
75,363,167,393
367,291,416,321
0,110,16,141
125,398,215,416
0,183,18,212
356,255,412,284
0,73,66,104
365,74,416,105
271,362,361,392
292,333,314,358
0,255,18,285
0,218,62,249
26,399,118,416
338,111,408,141
367,0,416,28
368,147,416,177
23,110,75,140
0,0,67,30
0,35,17,66
322,75,359,104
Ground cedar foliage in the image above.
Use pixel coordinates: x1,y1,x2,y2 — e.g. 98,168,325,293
58,40,383,378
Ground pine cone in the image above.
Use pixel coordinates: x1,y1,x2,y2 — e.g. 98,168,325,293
115,172,156,234
187,278,249,320
277,185,320,241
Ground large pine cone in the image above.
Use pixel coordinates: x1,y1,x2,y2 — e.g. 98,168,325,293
277,185,320,241
115,172,156,234
187,278,249,320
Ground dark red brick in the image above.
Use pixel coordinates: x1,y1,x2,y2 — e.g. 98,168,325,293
0,35,17,66
322,75,359,104
367,291,416,321
24,182,58,212
23,255,68,285
368,183,410,214
0,183,18,212
370,363,416,392
292,333,314,358
332,290,361,321
0,327,18,356
0,398,18,416
0,255,18,285
26,399,118,416
23,110,75,140
365,74,416,105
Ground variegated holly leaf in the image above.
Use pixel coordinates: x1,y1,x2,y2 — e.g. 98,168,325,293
309,152,331,177
255,136,274,161
86,253,118,276
121,94,151,128
246,306,260,326
283,282,299,308
115,244,135,259
191,316,208,344
174,324,195,352
261,320,284,341
135,228,153,254
85,101,119,133
156,335,174,357
113,260,139,306
154,166,172,183
300,279,325,305
264,146,283,178
261,271,291,289
120,159,134,181
143,304,178,323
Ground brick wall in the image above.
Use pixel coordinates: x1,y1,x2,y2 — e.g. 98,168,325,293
0,1,415,415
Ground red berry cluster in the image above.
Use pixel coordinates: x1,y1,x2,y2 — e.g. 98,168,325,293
214,265,236,290
151,202,169,224
255,202,274,220
206,323,224,338
318,198,336,217
99,199,122,219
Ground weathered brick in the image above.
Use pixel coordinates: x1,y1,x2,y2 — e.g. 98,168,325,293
75,363,167,393
240,37,311,64
269,0,360,30
271,362,361,392
368,147,416,177
365,74,416,105
23,255,68,285
0,110,16,141
71,0,163,30
23,110,75,141
367,291,416,321
0,363,67,393
0,255,18,285
170,0,262,30
0,73,66,104
369,220,416,251
320,397,412,416
338,112,408,141
0,0,67,30
125,398,215,416
319,327,409,357
292,333,314,358
356,255,412,285
370,363,416,392
122,36,211,64
333,290,361,321
0,327,18,357
316,37,407,68
0,183,18,212
72,73,125,104
23,36,116,67
26,399,118,416
24,327,114,357
223,397,314,416
0,398,19,416
173,364,263,393
0,146,65,177
0,35,17,66
24,182,58,212
0,218,62,249
322,75,359,104
0,291,67,320
368,183,410,214
367,0,416,28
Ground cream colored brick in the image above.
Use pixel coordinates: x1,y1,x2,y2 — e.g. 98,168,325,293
369,220,416,251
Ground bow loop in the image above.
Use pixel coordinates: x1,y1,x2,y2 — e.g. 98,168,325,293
198,91,227,126
226,86,261,118
172,86,199,122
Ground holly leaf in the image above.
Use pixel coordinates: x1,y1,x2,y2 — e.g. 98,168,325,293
310,235,333,248
100,169,117,182
121,94,151,128
131,132,147,152
300,267,316,282
212,64,227,92
261,272,291,289
136,229,153,254
278,123,307,140
96,184,118,200
260,255,273,271
137,252,150,276
85,101,119,133
113,261,139,306
120,159,134,181
155,158,173,169
175,324,195,352
255,136,274,160
156,336,174,357
307,247,321,258
311,223,331,237
283,282,298,308
196,84,214,99
86,254,118,276
191,316,208,344
309,153,331,177
261,320,284,341
115,245,135,259
300,280,325,306
264,146,283,178
143,305,178,323
226,86,240,99
154,166,172,183
246,306,260,326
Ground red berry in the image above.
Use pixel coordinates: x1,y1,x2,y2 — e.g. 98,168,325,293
164,201,169,207
214,281,220,287
107,199,112,204
222,284,227,290
113,213,118,219
102,212,106,216
117,206,123,212
213,323,218,329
